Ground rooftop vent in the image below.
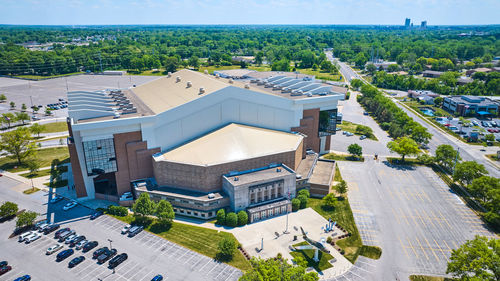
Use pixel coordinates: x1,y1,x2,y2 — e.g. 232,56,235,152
296,174,302,179
167,72,172,77
208,193,215,199
215,74,220,78
199,87,205,95
234,176,239,181
276,168,282,172
204,70,209,75
244,84,250,89
228,78,233,84
176,76,181,83
186,81,192,88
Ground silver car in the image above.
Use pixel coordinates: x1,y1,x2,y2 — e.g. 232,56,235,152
64,234,78,244
75,239,88,250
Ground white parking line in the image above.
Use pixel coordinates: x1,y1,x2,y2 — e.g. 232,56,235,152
198,259,213,272
149,239,163,249
175,249,191,261
138,269,154,281
183,252,198,264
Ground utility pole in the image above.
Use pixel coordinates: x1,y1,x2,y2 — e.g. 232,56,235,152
65,77,69,92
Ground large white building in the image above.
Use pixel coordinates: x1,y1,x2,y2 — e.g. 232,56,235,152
67,69,345,221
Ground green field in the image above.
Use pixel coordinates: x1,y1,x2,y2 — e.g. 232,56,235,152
0,147,69,172
290,241,334,272
323,152,364,162
13,72,84,80
338,121,378,141
39,122,68,133
296,68,343,82
20,168,52,178
111,214,252,271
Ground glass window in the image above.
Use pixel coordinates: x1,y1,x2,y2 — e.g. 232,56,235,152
82,138,117,176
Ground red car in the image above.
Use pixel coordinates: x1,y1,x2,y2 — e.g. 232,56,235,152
444,123,451,127
0,265,12,275
487,129,494,133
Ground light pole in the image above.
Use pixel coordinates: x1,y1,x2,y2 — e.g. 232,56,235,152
284,191,290,234
108,239,115,274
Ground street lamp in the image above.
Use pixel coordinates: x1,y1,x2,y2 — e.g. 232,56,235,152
108,239,113,250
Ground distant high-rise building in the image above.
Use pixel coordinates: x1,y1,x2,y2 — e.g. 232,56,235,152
421,21,427,29
405,18,411,28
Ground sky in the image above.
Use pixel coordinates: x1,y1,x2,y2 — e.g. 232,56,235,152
1,0,499,26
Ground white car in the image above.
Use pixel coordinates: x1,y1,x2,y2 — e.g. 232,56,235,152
35,220,47,229
75,239,88,250
46,243,63,255
37,223,49,232
63,201,77,211
64,234,78,244
25,232,41,244
121,225,131,234
18,231,36,242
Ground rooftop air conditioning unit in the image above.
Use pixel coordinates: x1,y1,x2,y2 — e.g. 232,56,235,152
244,84,250,89
199,87,205,95
276,168,282,172
187,81,192,88
167,72,172,77
215,74,220,78
228,78,233,84
208,193,215,199
234,176,239,181
204,70,209,75
176,76,181,82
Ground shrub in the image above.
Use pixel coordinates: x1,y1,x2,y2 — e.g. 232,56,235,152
297,189,310,198
226,212,238,227
0,201,18,218
237,211,248,226
216,237,236,261
291,198,300,211
216,209,226,225
297,195,308,209
326,236,333,243
108,205,128,216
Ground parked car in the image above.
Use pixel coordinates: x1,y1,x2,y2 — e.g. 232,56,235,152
31,116,40,121
97,249,117,264
360,135,367,140
54,228,70,239
69,235,86,247
82,241,98,253
63,201,77,211
90,211,103,220
121,225,131,234
56,249,74,262
35,220,47,229
68,256,85,268
58,230,76,242
151,275,164,281
64,234,78,244
363,111,369,115
0,265,12,276
46,244,64,255
37,223,49,232
491,121,498,127
25,232,41,244
18,231,36,242
13,275,31,281
43,224,60,235
75,239,89,250
128,226,143,237
93,247,109,259
108,253,128,269
345,132,354,137
50,196,63,204
0,261,6,267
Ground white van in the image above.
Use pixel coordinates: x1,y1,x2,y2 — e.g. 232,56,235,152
18,231,36,242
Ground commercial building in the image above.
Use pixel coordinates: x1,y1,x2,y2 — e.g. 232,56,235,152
443,95,499,117
67,69,343,221
422,70,444,78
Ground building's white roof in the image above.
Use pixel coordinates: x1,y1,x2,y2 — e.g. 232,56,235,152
155,123,303,166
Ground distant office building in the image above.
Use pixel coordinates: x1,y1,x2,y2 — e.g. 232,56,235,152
405,18,411,29
443,96,499,117
421,21,427,29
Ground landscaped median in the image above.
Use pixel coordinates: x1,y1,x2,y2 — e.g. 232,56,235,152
289,241,335,272
338,121,378,141
0,146,69,173
109,214,252,271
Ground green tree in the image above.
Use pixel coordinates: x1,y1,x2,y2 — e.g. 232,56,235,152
350,79,363,89
434,96,443,107
410,125,432,145
240,257,319,281
0,201,18,218
21,103,27,111
0,94,6,102
226,212,238,227
0,127,37,165
387,137,420,161
485,134,495,142
45,108,52,116
164,56,179,73
366,63,377,74
453,161,488,186
132,193,156,218
216,236,236,261
446,236,499,281
297,195,308,209
297,189,310,198
354,52,368,68
10,101,15,109
255,52,264,66
336,180,348,195
435,144,461,171
291,198,300,211
29,123,45,137
15,112,30,125
347,143,363,158
322,193,337,209
271,59,290,72
155,199,175,226
237,210,248,226
2,113,15,128
16,211,38,228
188,56,200,69
468,176,499,205
216,209,226,225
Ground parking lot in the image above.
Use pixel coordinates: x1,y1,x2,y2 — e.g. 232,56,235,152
0,74,158,119
436,116,500,141
0,176,242,281
337,159,497,280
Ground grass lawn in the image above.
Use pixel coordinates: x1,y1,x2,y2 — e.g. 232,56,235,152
323,153,364,162
14,72,84,80
296,68,343,82
37,122,68,133
23,187,40,194
486,154,499,161
197,65,241,74
338,121,378,141
290,241,334,272
111,214,252,271
0,147,69,173
409,275,455,281
334,165,342,182
20,169,52,178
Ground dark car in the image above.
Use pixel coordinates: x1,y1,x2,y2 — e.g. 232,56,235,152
69,235,86,247
0,265,12,275
0,261,6,267
90,211,103,220
108,253,127,269
128,226,143,237
97,249,117,264
82,241,98,253
151,275,163,281
13,275,31,281
93,247,109,259
43,224,60,235
54,227,70,239
56,249,74,262
68,256,85,268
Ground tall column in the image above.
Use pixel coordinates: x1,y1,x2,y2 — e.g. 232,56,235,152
274,186,278,198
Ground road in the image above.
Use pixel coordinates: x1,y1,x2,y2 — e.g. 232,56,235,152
325,51,361,84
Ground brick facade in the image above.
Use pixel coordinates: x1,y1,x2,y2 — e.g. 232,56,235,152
67,119,87,198
292,108,321,154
